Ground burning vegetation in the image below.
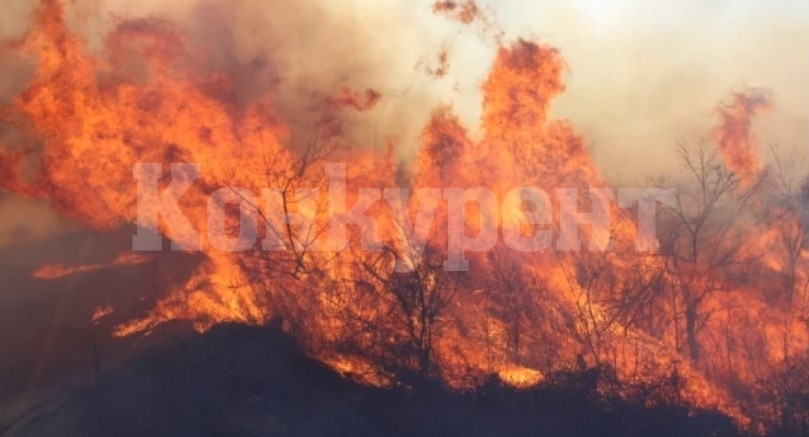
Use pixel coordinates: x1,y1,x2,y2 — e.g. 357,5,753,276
0,0,808,435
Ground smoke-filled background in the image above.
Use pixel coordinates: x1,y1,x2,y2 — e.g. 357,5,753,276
0,0,807,247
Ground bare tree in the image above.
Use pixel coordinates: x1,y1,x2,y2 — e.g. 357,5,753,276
195,137,339,340
559,244,667,369
765,146,809,305
350,246,461,377
485,248,536,366
657,143,762,364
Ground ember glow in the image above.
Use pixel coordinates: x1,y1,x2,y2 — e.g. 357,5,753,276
1,0,808,434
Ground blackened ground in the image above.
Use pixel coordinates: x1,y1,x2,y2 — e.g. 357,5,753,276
5,323,745,437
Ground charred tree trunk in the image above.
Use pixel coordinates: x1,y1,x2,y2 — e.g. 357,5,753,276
685,304,700,364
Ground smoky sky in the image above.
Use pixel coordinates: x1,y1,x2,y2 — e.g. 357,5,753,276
487,0,809,184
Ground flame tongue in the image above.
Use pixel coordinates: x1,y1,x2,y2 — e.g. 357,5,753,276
714,89,770,186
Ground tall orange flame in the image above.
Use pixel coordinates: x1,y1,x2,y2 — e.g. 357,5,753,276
714,89,770,186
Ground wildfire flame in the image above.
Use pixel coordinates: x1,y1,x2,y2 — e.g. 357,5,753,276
33,252,150,280
714,89,771,187
1,1,807,432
